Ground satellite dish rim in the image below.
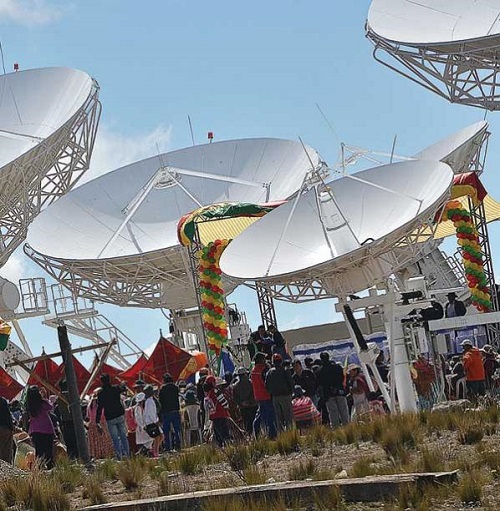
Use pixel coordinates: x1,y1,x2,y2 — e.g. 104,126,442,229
367,0,500,48
219,160,454,283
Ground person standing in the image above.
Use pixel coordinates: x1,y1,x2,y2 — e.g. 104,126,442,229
347,364,370,419
316,353,350,427
25,386,55,469
445,292,466,318
158,374,181,452
142,385,163,458
133,392,153,456
203,376,231,446
268,324,288,360
251,353,277,439
482,344,499,390
292,359,318,405
232,367,258,435
0,396,14,464
86,388,114,459
461,340,486,397
96,373,129,459
265,353,294,432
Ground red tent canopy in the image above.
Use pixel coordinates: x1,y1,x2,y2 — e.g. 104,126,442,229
88,361,123,393
27,357,60,392
0,367,23,400
56,356,92,395
118,354,149,388
142,337,194,383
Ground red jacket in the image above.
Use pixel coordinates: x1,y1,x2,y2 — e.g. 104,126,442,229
251,363,271,401
204,388,229,420
463,348,486,382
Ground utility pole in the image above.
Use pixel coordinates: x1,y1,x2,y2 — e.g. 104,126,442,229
57,324,90,463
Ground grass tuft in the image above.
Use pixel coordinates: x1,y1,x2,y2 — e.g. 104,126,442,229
117,458,145,490
457,469,485,504
287,459,317,480
275,428,301,455
82,475,107,505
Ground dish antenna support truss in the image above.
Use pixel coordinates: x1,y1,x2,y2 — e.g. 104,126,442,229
0,80,101,265
366,30,500,111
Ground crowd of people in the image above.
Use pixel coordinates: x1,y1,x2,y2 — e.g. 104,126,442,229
0,319,498,470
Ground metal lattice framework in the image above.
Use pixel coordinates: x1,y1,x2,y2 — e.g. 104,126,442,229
255,283,278,327
366,30,500,111
24,244,196,310
0,81,101,264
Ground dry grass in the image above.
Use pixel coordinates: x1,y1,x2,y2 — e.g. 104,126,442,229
1,470,70,511
275,428,301,455
82,474,107,505
287,459,317,480
457,469,488,504
116,458,145,490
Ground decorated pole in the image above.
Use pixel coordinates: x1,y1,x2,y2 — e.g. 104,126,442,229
198,239,230,357
443,200,492,312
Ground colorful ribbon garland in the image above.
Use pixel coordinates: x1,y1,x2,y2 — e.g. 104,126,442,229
443,200,492,312
198,239,230,355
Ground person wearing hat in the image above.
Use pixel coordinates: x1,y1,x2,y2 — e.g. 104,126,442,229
251,352,277,439
158,374,181,452
133,392,154,455
461,340,486,397
143,385,163,457
133,379,146,394
265,353,294,432
347,364,370,419
203,375,231,446
445,293,466,318
232,367,257,435
292,359,318,405
291,385,321,431
481,344,500,390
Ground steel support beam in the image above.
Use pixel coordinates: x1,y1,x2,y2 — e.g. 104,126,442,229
256,282,278,328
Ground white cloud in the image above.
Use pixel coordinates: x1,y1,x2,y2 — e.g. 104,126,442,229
0,0,64,25
83,124,172,183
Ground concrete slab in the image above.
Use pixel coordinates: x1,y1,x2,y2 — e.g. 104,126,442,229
81,471,458,511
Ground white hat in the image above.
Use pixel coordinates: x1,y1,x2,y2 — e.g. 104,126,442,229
460,339,473,348
135,392,145,403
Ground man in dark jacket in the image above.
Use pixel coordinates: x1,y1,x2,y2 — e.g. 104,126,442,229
292,359,317,404
265,353,294,432
445,292,466,318
158,373,181,451
232,367,257,434
316,353,350,427
96,373,129,458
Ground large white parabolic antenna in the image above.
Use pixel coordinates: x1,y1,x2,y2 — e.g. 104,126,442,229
366,0,500,110
0,67,100,264
220,160,454,297
25,138,322,309
415,121,489,174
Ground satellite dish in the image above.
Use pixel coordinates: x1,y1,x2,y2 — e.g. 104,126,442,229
415,121,489,174
366,1,500,110
0,67,100,264
220,160,454,297
25,138,323,309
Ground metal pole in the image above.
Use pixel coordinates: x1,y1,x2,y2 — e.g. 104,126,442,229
57,324,90,463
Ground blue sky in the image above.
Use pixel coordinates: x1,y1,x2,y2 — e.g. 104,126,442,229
2,0,500,365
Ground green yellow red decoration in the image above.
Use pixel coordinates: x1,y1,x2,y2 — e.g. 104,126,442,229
198,239,230,354
442,200,491,312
